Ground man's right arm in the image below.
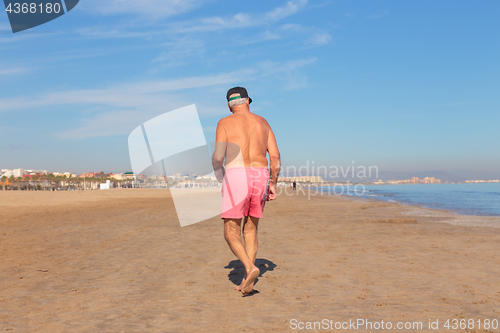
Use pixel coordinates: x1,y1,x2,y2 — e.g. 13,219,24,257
267,126,281,200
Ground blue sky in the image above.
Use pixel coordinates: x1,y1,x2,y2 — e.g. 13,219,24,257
0,0,499,175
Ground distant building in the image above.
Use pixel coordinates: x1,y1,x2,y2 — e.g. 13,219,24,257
25,169,48,175
100,180,113,190
53,172,74,178
79,172,96,178
196,175,217,180
385,176,441,184
1,169,26,178
465,179,500,183
123,172,136,180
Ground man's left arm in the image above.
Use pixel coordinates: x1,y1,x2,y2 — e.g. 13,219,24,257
212,120,227,182
267,126,281,200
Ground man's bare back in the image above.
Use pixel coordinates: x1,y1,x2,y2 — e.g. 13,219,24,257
216,112,274,168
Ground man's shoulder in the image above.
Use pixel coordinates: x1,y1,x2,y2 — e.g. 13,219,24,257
218,112,269,127
250,112,270,125
217,116,232,125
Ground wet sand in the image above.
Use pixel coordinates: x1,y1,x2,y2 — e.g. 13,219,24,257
1,189,500,332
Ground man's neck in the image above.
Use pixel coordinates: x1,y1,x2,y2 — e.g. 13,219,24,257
231,107,250,114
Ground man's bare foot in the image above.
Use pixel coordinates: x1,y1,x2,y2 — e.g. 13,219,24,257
234,280,244,291
241,266,260,295
234,273,247,291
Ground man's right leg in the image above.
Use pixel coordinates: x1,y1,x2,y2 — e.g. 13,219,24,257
224,218,260,294
243,216,259,264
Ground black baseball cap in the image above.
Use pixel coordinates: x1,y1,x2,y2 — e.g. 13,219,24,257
226,87,252,104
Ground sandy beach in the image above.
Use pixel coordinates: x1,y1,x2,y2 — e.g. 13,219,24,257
1,189,500,332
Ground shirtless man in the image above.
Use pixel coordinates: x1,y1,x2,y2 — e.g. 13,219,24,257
212,87,281,295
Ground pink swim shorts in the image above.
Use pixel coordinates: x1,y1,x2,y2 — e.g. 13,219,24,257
221,167,270,219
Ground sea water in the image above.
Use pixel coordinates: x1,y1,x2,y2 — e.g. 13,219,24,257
321,183,500,216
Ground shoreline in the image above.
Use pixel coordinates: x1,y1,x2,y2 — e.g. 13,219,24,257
303,187,500,228
305,183,500,219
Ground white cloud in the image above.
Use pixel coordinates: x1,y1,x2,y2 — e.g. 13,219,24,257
170,14,255,34
0,70,251,113
0,23,11,31
278,24,332,47
309,32,331,45
76,1,307,40
151,37,206,69
0,70,249,139
0,67,30,75
141,0,308,34
0,33,37,44
58,110,164,139
76,26,154,39
255,58,316,90
265,0,308,21
281,23,304,31
256,58,317,74
0,58,315,138
80,0,206,19
74,0,316,57
0,58,313,112
79,0,307,24
241,30,282,45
